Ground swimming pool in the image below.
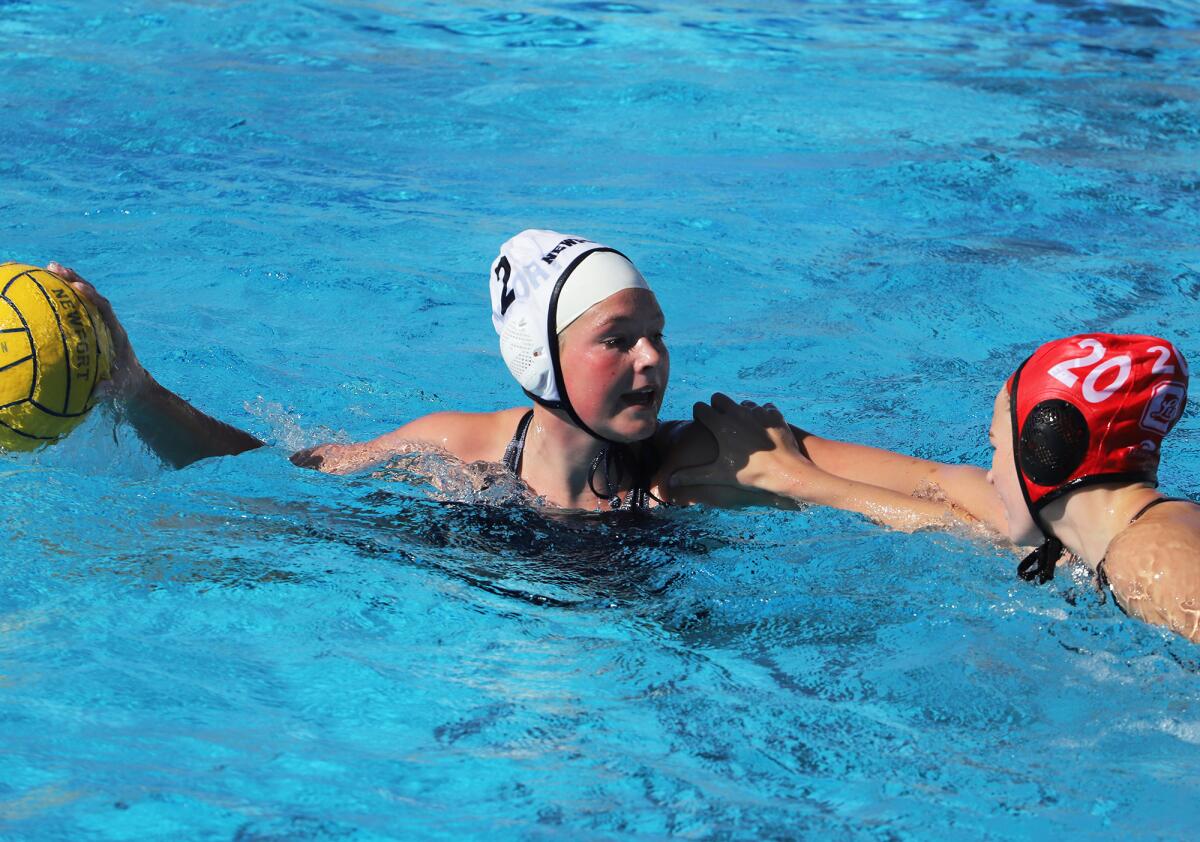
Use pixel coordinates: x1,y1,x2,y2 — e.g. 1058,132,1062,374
3,0,1200,837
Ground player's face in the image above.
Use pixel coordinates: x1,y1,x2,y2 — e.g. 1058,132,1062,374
557,288,669,443
986,387,1043,545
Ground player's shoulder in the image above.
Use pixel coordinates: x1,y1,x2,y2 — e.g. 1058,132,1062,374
388,407,528,463
1103,501,1200,638
1105,500,1200,574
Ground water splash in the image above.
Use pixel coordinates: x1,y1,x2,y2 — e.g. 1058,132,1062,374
370,450,540,507
243,396,348,452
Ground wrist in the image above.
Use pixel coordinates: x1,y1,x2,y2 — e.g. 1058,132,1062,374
756,451,840,502
115,366,157,408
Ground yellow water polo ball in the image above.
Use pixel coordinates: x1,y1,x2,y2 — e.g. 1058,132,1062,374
0,262,114,451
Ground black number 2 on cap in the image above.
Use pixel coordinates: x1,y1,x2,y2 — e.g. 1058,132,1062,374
495,256,515,315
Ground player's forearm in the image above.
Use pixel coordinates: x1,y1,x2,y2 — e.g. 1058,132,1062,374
122,375,263,468
290,442,378,474
797,431,940,494
290,433,418,475
763,452,959,532
798,431,1005,531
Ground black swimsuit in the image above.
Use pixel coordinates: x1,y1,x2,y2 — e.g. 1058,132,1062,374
1095,496,1192,610
501,410,659,511
500,410,535,476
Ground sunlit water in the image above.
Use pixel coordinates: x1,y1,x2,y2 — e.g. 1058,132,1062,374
3,0,1200,838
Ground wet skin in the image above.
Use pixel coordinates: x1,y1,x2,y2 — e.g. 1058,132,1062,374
985,388,1042,546
556,288,668,444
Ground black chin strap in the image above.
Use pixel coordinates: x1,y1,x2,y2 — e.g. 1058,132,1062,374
586,440,666,510
588,446,622,508
1010,361,1064,586
1016,536,1063,584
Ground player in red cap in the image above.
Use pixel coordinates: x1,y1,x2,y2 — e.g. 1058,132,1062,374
675,334,1200,642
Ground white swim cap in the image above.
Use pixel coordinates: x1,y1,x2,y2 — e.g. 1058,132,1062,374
490,229,650,409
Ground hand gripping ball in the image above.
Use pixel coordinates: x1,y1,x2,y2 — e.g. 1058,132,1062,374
0,263,113,450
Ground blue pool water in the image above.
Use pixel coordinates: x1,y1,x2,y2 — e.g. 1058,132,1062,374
3,0,1200,837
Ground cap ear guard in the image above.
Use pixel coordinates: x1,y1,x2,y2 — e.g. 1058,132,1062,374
1018,399,1090,488
499,314,551,396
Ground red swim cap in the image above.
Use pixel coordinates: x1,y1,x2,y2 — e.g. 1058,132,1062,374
1008,333,1189,519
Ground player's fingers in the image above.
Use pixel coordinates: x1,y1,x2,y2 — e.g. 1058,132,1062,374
71,284,115,323
47,263,105,303
692,401,722,431
710,392,739,413
290,446,326,470
47,262,81,282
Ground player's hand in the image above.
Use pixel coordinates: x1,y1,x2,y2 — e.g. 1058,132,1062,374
670,393,818,495
290,443,360,474
290,445,328,470
46,262,150,399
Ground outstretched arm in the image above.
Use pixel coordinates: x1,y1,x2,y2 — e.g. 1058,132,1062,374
289,424,427,475
668,393,1004,533
50,263,264,468
289,410,513,475
797,429,1007,533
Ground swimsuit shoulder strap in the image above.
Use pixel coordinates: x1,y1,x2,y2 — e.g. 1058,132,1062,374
502,410,534,475
1128,496,1192,524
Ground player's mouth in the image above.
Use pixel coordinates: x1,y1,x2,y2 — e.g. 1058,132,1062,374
620,386,658,408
